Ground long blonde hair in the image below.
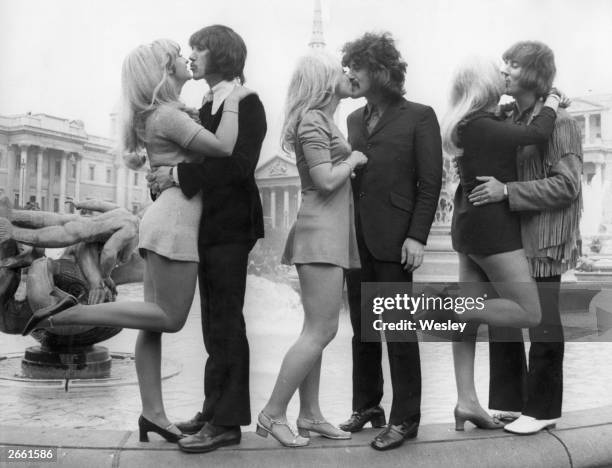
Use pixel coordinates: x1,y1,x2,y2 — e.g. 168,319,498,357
441,56,505,155
118,39,183,168
281,51,344,152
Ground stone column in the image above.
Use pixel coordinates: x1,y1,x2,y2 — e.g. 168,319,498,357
584,116,591,144
283,188,289,228
19,146,28,207
74,154,82,201
270,188,276,229
59,152,67,213
36,148,44,205
6,146,16,200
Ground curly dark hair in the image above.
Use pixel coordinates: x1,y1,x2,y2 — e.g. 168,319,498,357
341,32,407,100
502,41,556,98
189,25,247,83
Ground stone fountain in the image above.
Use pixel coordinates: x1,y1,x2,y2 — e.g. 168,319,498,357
0,197,143,380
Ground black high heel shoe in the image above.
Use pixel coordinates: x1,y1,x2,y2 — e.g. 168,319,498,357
21,288,78,336
138,415,184,443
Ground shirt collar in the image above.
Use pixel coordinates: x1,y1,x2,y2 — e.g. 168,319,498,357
511,101,537,124
207,79,237,115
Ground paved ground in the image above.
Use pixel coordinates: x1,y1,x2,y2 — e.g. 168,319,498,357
2,276,612,467
2,278,611,434
1,406,612,467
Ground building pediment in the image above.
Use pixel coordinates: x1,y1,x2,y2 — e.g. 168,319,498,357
255,154,298,180
569,96,611,114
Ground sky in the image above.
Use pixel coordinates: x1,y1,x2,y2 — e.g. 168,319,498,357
1,0,611,163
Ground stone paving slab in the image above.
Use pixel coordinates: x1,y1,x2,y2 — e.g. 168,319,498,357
3,409,612,468
554,424,612,468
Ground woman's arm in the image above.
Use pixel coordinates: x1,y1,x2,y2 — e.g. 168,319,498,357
467,94,560,148
309,151,368,193
160,87,254,157
298,110,367,193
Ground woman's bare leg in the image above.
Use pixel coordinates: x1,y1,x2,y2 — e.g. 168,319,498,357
135,254,184,432
43,251,198,332
298,355,323,420
453,254,497,422
459,249,541,328
262,264,343,423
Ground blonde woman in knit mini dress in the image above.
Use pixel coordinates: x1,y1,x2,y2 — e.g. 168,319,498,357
257,51,367,447
22,39,252,442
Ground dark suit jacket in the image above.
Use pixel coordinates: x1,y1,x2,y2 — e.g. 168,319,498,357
348,97,442,262
176,94,266,247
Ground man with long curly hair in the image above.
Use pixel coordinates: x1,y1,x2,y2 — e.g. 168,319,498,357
339,32,443,451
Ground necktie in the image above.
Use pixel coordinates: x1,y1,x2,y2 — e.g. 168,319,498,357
367,106,380,133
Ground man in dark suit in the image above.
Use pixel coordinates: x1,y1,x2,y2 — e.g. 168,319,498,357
338,32,442,451
148,25,266,453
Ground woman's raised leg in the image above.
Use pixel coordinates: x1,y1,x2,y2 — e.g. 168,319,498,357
42,251,198,332
461,249,541,328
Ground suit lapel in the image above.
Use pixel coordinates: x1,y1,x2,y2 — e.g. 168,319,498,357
358,106,368,139
368,99,404,138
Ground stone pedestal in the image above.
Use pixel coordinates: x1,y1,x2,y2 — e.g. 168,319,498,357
414,225,458,282
21,345,112,379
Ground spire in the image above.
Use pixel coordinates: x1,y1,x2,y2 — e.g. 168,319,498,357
309,0,325,49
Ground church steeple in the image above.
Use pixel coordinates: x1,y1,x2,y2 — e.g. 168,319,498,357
309,0,326,49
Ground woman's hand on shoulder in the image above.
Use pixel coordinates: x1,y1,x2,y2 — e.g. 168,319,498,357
549,87,571,108
228,85,257,103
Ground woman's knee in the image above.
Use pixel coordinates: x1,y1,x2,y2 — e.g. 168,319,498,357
161,314,188,333
304,321,338,348
526,308,542,328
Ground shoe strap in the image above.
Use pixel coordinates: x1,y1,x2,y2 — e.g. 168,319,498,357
261,413,300,439
298,417,327,425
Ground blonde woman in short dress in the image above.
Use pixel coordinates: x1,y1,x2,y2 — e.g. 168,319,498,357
256,51,367,447
22,39,252,442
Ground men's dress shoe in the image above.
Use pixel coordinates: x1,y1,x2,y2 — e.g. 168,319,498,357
178,423,241,453
489,409,522,422
371,421,418,451
175,411,208,435
503,415,559,435
339,405,386,433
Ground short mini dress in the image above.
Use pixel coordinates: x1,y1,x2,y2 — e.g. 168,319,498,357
282,110,360,269
138,104,204,262
451,107,557,255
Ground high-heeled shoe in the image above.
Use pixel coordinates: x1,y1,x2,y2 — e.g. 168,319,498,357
296,417,351,439
454,406,504,431
138,415,184,443
255,412,309,447
21,287,78,336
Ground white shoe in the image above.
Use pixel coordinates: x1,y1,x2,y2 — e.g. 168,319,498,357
489,409,521,421
504,415,559,435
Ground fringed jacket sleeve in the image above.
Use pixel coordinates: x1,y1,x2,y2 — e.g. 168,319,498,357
507,117,582,212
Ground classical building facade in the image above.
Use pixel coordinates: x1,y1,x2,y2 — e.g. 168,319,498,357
0,113,148,213
568,94,612,235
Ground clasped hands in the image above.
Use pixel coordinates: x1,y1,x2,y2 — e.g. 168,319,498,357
146,166,174,196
